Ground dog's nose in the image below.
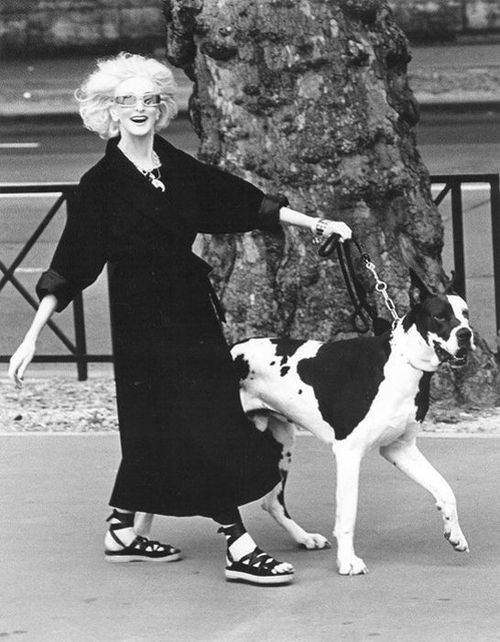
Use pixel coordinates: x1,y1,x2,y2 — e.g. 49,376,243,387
456,327,472,347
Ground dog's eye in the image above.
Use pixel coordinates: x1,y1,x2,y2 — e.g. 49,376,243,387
433,315,446,322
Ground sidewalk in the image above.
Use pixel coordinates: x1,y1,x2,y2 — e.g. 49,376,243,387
2,433,499,641
2,41,500,119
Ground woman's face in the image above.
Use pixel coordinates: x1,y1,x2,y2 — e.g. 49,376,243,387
111,76,161,140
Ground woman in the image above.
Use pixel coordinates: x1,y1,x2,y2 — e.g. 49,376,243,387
8,53,351,586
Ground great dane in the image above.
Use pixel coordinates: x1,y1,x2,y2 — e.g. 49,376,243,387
229,270,473,575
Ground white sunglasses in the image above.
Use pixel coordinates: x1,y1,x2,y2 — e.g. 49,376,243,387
113,93,162,107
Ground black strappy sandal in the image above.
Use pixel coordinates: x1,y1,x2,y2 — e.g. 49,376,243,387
105,510,181,563
224,546,295,585
218,524,294,585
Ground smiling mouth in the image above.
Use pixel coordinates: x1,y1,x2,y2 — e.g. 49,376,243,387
433,342,468,368
130,116,148,123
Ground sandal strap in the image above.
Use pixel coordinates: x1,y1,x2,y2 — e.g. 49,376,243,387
106,510,134,528
217,521,246,548
106,510,135,549
234,546,282,572
130,536,177,555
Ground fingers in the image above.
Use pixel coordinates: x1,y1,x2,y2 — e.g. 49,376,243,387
16,359,29,388
335,222,352,241
8,357,24,389
8,343,34,388
324,221,352,242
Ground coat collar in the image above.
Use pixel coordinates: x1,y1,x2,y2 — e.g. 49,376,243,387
102,135,198,235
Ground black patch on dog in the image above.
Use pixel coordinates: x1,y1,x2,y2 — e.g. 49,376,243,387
404,296,460,344
233,353,250,382
280,366,290,377
415,372,432,422
297,332,392,440
298,389,303,395
270,338,306,366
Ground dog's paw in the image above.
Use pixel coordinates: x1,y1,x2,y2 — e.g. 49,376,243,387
298,533,331,550
444,528,469,553
337,556,368,576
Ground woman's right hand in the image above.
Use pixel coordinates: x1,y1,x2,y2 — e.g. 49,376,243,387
8,337,37,388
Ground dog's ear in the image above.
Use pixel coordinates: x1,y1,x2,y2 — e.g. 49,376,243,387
399,236,435,304
409,269,433,306
444,270,463,297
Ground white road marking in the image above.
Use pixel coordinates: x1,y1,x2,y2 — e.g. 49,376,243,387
14,267,43,273
0,193,63,198
432,183,490,192
0,142,40,149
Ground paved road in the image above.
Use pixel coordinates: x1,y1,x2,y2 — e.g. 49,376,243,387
1,434,499,641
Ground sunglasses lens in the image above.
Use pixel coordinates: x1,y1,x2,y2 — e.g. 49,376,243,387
115,95,136,106
143,94,160,105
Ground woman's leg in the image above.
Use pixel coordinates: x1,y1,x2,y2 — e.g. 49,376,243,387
214,508,295,585
104,507,181,563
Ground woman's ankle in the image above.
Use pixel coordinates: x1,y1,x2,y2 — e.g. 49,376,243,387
217,522,258,562
105,509,136,550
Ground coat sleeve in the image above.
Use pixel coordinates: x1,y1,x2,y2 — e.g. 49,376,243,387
189,155,288,234
36,172,106,312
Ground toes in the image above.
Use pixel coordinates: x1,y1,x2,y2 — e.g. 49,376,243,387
274,562,294,575
337,559,368,576
445,531,469,552
299,534,331,550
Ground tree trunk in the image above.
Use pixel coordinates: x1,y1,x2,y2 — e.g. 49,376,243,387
163,0,499,406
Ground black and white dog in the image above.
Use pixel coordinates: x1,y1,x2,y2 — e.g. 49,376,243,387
230,270,473,575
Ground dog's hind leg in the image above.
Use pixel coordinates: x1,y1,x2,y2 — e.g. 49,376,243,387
261,415,330,550
380,437,469,552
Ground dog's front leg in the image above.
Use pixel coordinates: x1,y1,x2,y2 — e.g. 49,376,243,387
380,439,469,552
333,446,368,575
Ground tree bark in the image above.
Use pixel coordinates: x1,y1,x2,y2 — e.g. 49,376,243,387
163,0,499,406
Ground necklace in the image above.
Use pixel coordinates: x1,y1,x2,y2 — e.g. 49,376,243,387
122,149,166,192
139,165,166,192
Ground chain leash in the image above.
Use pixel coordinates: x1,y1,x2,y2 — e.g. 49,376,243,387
361,256,401,323
317,232,401,327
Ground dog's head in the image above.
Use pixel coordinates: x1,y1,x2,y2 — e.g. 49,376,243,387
403,269,475,370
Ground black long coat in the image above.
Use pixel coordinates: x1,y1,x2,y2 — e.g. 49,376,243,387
37,135,285,518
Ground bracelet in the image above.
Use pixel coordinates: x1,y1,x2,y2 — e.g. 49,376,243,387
314,218,330,237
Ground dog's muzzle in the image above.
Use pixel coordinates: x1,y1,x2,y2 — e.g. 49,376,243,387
434,327,472,369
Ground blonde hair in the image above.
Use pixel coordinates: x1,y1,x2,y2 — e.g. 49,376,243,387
76,52,178,139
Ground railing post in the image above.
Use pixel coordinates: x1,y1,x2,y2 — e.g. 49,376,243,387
66,190,88,381
490,175,500,341
450,179,466,297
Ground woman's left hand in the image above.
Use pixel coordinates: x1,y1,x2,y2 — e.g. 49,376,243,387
313,219,352,242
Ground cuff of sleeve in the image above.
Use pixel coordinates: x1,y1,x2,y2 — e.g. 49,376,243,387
36,269,76,312
257,193,288,231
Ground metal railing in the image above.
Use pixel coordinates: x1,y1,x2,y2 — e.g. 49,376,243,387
1,174,498,380
0,182,113,380
430,173,500,337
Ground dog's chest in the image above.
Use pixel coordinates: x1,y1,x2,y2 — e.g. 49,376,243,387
357,358,429,445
